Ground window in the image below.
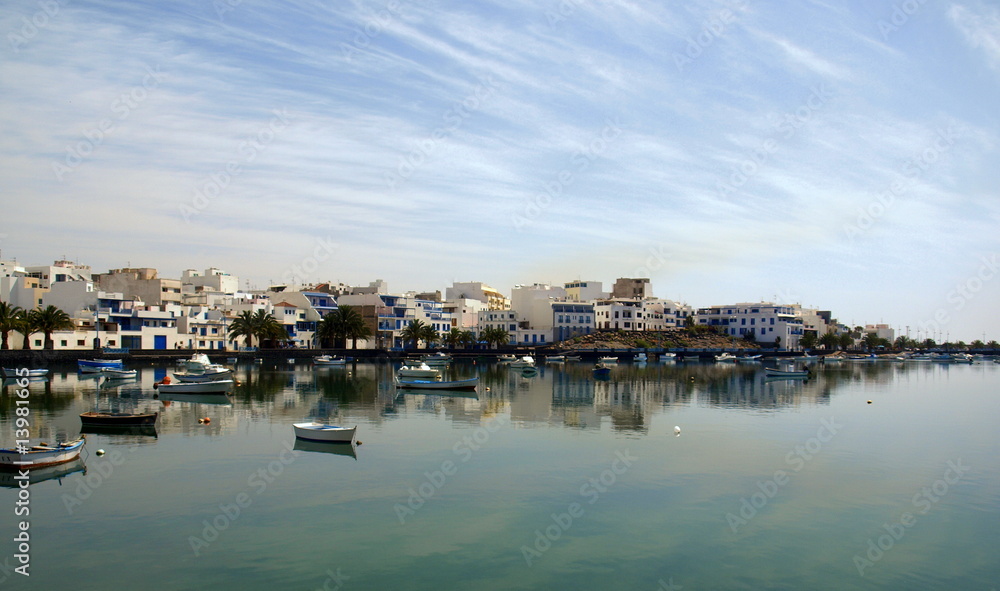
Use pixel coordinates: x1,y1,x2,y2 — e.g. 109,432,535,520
77,340,85,346
60,340,67,346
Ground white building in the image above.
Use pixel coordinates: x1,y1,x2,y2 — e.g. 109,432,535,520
182,268,240,295
564,280,605,302
696,302,804,349
446,281,510,310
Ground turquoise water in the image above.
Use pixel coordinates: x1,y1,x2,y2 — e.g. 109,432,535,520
1,359,998,590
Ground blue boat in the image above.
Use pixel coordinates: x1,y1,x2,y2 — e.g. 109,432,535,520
394,377,478,390
78,359,124,373
593,363,612,377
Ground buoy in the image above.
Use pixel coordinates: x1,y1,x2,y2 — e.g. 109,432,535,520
96,449,105,456
867,400,872,404
356,441,362,445
198,418,204,424
674,426,681,436
485,387,491,392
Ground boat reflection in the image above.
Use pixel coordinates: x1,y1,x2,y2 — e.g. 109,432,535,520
156,393,233,406
0,458,86,488
80,424,158,438
293,438,358,460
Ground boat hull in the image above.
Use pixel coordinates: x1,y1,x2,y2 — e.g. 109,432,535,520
293,423,357,442
156,379,234,393
80,411,158,426
395,377,478,390
173,369,233,382
78,359,124,373
0,437,86,470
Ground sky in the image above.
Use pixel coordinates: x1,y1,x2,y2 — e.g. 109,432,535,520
1,0,999,342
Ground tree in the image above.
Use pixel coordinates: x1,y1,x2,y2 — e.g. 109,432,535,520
317,306,369,349
799,332,817,350
419,323,440,349
252,309,288,348
458,330,476,349
838,333,854,350
970,339,985,350
13,309,38,350
444,328,464,348
987,340,999,350
922,338,936,349
401,320,427,349
32,305,74,350
481,326,510,349
0,302,23,350
819,332,840,350
228,311,257,349
862,332,882,350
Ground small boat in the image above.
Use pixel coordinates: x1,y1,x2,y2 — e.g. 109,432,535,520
598,356,618,366
546,354,566,362
633,352,648,362
496,354,517,363
397,363,441,379
659,353,677,362
563,354,582,362
154,379,234,393
78,359,124,373
313,355,346,366
101,368,138,379
293,423,357,442
395,377,479,390
764,367,811,378
173,368,233,382
183,353,212,372
509,355,535,368
0,436,86,470
715,353,737,363
1,368,50,378
80,411,158,426
593,363,612,377
421,352,453,366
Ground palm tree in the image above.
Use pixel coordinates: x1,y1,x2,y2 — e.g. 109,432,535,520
13,309,38,350
819,332,840,350
861,332,882,351
400,320,427,349
0,302,23,350
481,326,510,349
228,311,257,349
799,332,817,350
340,306,372,349
32,305,74,350
987,340,999,350
252,309,288,348
419,323,439,349
444,328,463,348
838,333,854,350
458,330,476,349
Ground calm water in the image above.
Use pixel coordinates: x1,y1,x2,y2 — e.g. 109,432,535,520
1,359,998,590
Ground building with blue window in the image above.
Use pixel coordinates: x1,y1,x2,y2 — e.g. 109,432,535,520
695,302,804,349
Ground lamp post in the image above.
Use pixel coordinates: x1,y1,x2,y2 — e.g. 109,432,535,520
93,308,101,350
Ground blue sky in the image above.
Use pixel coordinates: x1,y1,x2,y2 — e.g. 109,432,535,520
2,0,999,341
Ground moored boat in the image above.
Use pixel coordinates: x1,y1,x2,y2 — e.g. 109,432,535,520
509,355,535,368
183,353,212,372
598,356,618,366
1,368,50,378
80,411,158,426
173,368,233,382
78,359,124,373
293,423,357,442
313,355,347,366
497,354,517,363
397,363,441,379
715,353,737,363
421,352,452,366
154,378,234,393
593,363,612,377
395,377,478,390
101,368,138,379
0,436,86,470
633,352,648,362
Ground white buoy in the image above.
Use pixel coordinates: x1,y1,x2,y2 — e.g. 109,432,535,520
674,426,681,436
96,449,106,456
